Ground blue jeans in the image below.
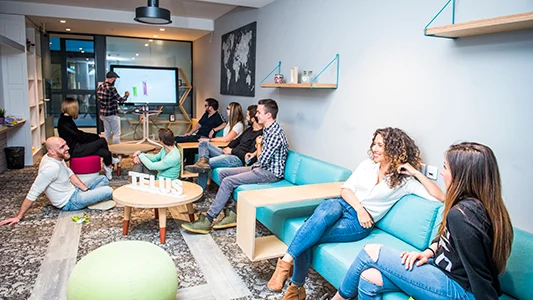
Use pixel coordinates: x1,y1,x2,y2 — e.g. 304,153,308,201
197,140,243,190
62,175,114,211
287,198,373,285
207,166,279,218
338,245,475,300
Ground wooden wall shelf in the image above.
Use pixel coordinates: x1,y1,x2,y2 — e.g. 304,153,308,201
260,83,337,89
426,11,533,38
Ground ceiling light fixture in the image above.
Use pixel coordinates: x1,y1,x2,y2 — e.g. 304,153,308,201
136,53,139,56
153,35,158,38
144,44,149,47
159,28,165,31
134,0,172,25
149,39,153,42
66,28,71,31
60,20,66,23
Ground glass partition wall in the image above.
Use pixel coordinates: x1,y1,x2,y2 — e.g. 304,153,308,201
48,34,193,139
106,37,192,140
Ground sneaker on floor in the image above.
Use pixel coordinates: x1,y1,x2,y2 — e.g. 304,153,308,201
87,200,116,211
103,164,113,180
212,208,237,230
111,157,120,165
181,214,212,234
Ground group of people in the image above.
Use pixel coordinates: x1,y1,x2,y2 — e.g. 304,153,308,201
0,70,515,300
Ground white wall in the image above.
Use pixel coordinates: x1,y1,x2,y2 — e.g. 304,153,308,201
193,0,533,232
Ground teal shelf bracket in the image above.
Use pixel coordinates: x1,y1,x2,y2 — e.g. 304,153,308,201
424,0,458,39
310,53,339,89
260,61,282,84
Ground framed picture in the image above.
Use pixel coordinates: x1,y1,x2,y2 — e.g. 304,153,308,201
220,22,257,97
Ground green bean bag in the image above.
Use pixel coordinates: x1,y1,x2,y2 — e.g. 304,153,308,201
67,241,177,300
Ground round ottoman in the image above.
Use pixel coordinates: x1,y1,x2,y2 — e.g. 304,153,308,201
67,241,178,300
70,155,101,174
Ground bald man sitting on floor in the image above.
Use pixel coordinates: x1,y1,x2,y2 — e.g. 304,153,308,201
0,137,115,226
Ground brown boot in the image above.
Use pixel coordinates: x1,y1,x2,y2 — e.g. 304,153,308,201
185,157,211,173
267,258,293,292
282,283,306,300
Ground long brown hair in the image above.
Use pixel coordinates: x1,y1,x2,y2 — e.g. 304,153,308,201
436,142,513,274
227,102,245,133
61,97,79,119
368,127,421,189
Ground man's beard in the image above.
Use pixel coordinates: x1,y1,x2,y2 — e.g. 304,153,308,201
59,152,71,161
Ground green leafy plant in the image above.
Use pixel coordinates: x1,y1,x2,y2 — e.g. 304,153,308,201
0,108,5,118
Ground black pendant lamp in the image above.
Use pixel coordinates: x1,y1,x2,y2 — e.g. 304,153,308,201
134,0,172,25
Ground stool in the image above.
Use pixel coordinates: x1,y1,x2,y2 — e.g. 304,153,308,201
70,155,101,175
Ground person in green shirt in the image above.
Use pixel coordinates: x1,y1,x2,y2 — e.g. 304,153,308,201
132,128,181,180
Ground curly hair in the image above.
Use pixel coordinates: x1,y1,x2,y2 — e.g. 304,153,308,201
367,127,422,189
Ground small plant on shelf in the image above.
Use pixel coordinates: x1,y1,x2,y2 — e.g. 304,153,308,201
0,108,6,124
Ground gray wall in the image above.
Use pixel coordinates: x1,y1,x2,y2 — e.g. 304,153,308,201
193,0,533,232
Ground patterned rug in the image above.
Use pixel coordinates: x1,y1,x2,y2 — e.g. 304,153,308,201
0,157,336,300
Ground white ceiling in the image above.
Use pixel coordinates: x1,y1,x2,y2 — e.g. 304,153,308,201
0,0,275,41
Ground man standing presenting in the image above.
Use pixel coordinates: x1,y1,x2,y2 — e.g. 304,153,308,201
0,137,115,226
97,71,129,145
182,99,288,233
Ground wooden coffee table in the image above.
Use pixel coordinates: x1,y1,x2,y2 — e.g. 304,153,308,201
113,181,203,244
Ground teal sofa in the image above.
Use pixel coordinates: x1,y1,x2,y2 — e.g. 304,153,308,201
211,151,532,299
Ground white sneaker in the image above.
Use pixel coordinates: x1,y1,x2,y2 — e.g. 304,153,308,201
111,157,120,165
103,165,113,180
87,200,116,211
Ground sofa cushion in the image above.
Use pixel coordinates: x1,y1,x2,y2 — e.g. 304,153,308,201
284,151,304,184
233,180,295,201
294,155,352,186
376,195,443,251
499,228,533,299
311,228,418,289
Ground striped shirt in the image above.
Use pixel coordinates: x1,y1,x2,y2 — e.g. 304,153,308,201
253,121,288,178
97,82,128,116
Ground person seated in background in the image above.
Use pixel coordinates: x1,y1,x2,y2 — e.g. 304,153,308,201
132,128,181,180
181,99,288,234
330,142,513,300
174,98,227,164
174,98,226,143
269,127,445,300
57,97,119,180
186,104,263,190
0,137,115,226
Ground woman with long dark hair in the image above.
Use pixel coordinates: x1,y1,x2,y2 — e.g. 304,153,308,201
271,128,445,300
331,142,513,300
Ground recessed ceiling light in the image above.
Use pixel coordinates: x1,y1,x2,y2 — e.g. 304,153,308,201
136,53,139,56
132,57,135,60
149,39,153,42
66,28,71,31
81,50,85,53
144,43,149,46
86,58,89,61
79,48,83,50
159,28,165,31
60,20,66,23
153,35,158,38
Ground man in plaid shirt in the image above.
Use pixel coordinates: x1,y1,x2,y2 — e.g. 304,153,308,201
97,71,129,144
182,99,289,234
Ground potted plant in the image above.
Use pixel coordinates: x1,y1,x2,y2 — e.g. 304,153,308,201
0,108,5,124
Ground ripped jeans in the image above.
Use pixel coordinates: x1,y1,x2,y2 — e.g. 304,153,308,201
338,245,475,300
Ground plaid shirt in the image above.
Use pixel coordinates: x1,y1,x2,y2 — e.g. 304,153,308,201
97,82,128,116
253,121,288,178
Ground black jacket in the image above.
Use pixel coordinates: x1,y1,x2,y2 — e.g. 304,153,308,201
227,126,263,164
57,114,101,154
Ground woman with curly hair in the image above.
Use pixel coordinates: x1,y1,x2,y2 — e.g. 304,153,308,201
330,142,513,300
269,127,445,300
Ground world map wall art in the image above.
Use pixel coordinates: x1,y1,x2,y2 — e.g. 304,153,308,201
220,22,257,97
